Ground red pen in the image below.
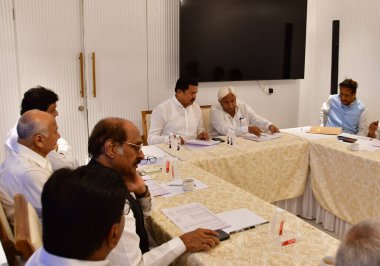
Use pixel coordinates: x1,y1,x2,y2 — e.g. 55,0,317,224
281,238,296,246
166,160,170,173
279,220,284,236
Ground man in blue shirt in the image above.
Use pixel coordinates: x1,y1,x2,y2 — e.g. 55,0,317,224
320,79,368,135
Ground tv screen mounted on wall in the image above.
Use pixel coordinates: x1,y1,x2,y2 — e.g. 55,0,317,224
180,0,308,82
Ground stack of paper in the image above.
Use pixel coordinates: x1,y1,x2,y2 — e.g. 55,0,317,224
161,203,229,232
242,132,282,142
185,139,220,146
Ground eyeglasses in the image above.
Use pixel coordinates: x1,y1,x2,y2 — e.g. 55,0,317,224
123,142,143,153
123,200,131,216
140,155,157,164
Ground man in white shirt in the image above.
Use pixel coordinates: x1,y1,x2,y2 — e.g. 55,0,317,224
5,86,78,170
210,86,280,136
88,117,220,266
27,166,127,266
148,77,209,145
0,110,60,224
367,120,379,139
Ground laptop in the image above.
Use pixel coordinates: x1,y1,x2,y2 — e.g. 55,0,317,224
308,126,342,135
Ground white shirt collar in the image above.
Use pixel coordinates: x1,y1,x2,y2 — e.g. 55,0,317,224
14,142,51,170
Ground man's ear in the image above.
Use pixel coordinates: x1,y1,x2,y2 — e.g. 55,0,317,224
106,222,123,248
33,134,44,148
104,139,118,158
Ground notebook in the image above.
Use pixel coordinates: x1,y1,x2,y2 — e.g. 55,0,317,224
216,208,268,234
308,126,342,135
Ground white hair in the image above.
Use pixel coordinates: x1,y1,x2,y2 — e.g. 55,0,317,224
336,218,380,266
217,86,236,100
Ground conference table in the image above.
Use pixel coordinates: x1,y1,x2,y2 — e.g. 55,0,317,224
157,133,309,203
309,137,380,225
146,127,380,239
144,162,340,266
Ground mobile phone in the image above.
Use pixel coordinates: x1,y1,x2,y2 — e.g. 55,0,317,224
215,229,230,241
337,136,357,143
212,137,225,143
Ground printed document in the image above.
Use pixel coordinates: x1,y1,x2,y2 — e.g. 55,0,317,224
161,202,229,232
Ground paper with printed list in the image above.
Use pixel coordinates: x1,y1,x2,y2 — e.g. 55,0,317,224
161,202,230,232
242,132,282,142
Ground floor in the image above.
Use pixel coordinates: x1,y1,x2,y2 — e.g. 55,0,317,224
299,216,340,240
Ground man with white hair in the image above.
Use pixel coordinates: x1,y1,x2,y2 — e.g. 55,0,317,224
336,218,380,266
0,110,60,224
210,86,279,136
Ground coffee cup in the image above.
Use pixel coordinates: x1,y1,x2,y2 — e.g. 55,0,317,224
182,178,195,191
320,255,335,266
350,142,359,151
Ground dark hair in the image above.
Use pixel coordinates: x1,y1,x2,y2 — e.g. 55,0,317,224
88,118,127,158
339,79,358,94
174,77,198,93
20,86,59,115
42,166,127,260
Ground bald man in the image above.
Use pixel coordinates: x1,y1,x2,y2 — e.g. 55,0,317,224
0,110,60,224
210,86,279,137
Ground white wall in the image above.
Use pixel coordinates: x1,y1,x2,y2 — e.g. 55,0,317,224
147,0,300,130
299,0,380,126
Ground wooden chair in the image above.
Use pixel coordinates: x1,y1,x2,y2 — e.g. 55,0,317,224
141,110,153,145
200,105,212,133
14,194,42,261
0,200,18,266
141,105,212,145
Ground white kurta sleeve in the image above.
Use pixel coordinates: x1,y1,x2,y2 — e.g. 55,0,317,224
107,211,186,266
148,106,167,145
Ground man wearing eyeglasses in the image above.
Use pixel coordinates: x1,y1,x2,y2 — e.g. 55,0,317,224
88,117,219,266
148,77,210,145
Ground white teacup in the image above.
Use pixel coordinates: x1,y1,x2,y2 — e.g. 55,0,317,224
350,142,359,151
183,178,195,191
320,256,335,266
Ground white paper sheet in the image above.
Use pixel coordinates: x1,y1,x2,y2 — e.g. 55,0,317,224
216,208,268,234
161,202,230,232
185,139,221,146
144,179,170,197
242,132,282,142
162,178,208,197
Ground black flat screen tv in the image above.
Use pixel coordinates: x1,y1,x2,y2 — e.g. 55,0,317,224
180,0,308,82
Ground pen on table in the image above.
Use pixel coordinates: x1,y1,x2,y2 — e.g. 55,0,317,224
168,184,197,187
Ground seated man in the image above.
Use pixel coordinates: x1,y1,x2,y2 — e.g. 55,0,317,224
0,110,59,224
367,120,379,139
336,218,380,266
88,117,220,265
5,86,78,170
26,166,128,265
210,86,279,136
148,77,209,144
320,78,367,135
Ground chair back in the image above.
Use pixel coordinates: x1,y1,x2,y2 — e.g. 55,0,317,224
200,105,212,132
141,110,153,145
14,194,42,261
0,200,19,265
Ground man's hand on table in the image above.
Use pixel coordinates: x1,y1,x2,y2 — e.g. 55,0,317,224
180,228,220,252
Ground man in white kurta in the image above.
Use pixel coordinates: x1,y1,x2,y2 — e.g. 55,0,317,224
0,110,60,224
4,86,78,171
148,78,209,144
210,86,280,136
